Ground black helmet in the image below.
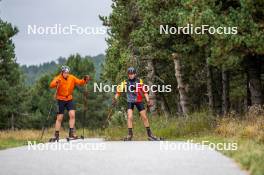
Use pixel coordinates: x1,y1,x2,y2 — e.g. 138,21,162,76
61,65,70,73
127,67,136,74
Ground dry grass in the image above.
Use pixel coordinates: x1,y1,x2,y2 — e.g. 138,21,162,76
0,129,64,141
215,113,264,143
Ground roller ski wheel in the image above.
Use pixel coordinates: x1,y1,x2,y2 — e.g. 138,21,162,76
49,137,59,142
66,135,84,142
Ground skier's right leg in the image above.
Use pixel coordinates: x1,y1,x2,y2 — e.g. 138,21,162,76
49,100,65,142
55,114,63,131
127,109,133,129
49,114,63,142
124,108,134,141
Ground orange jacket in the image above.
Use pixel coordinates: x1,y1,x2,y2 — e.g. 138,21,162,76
50,74,88,101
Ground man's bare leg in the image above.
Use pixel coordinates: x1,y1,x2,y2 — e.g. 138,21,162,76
139,109,158,140
124,109,134,140
55,114,63,131
68,110,77,137
127,109,133,128
139,109,150,127
49,114,63,141
69,110,75,128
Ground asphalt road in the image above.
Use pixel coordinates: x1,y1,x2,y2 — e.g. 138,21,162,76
0,139,247,175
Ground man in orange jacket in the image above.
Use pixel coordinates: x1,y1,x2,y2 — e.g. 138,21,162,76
49,65,90,142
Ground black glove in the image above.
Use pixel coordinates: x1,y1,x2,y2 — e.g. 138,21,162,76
83,75,91,81
56,79,61,85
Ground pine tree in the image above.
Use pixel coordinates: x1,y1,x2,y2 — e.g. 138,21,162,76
0,19,28,129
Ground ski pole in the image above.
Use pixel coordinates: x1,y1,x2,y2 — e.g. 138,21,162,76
39,82,59,141
40,103,53,140
81,75,92,136
82,83,89,138
103,104,115,128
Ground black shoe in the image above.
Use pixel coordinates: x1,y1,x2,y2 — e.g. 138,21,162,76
49,137,59,142
123,135,133,141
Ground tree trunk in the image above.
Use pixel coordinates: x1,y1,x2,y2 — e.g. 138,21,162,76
146,59,157,113
159,94,170,118
172,53,189,115
222,69,230,115
206,62,214,113
247,56,262,105
11,113,14,130
246,71,252,107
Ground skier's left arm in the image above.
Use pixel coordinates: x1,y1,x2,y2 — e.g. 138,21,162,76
141,79,150,103
73,75,90,86
144,92,153,107
144,93,150,103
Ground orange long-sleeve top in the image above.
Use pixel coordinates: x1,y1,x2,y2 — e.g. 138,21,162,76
50,74,88,101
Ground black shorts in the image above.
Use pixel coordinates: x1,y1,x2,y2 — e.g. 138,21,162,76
127,102,145,112
57,100,75,114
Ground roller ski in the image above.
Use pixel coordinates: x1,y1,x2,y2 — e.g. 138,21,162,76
49,136,59,142
123,135,133,141
66,135,84,142
147,135,165,141
66,128,84,142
